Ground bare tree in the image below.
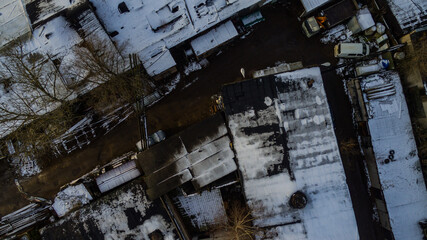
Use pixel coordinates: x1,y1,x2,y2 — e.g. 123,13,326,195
67,37,153,113
0,36,153,165
410,37,427,76
212,201,258,240
65,37,127,86
399,35,427,77
0,41,76,162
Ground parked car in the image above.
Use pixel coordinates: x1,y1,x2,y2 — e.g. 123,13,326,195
334,43,370,58
136,130,166,151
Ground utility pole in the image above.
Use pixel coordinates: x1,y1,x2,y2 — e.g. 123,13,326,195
129,54,149,151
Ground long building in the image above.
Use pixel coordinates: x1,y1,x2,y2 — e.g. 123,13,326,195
222,67,360,239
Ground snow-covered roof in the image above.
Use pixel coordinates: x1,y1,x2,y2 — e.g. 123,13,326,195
300,0,332,14
41,181,176,239
190,20,238,57
89,0,264,74
222,67,359,239
387,0,427,33
25,0,86,26
31,16,82,59
139,41,177,77
361,71,427,239
356,7,374,31
0,0,32,48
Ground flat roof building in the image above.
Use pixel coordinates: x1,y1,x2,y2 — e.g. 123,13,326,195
360,72,427,239
222,67,359,239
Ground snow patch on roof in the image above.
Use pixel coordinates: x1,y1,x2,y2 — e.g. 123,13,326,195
139,41,176,77
174,189,227,229
26,0,86,25
387,0,427,33
42,182,176,239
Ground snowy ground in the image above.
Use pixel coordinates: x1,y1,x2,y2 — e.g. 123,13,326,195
10,154,41,177
41,181,176,239
361,71,427,239
52,183,93,217
223,68,359,239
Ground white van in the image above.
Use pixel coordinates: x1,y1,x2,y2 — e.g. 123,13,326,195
334,43,370,58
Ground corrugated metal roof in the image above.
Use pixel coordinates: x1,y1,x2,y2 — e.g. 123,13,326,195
300,0,332,13
96,161,141,193
137,114,237,200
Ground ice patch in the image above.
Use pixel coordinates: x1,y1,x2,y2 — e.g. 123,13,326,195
315,96,322,105
264,96,273,106
164,73,181,95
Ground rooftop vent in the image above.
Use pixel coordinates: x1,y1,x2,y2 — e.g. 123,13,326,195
289,191,307,209
118,2,129,14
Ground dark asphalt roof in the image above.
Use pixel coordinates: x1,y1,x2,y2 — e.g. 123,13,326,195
222,77,293,178
222,76,277,115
